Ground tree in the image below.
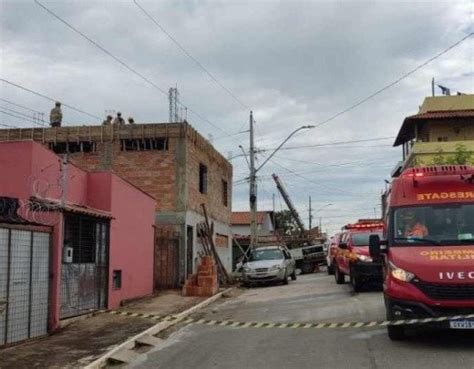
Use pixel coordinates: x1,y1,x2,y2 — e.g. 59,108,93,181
432,148,446,165
447,144,472,165
274,210,299,235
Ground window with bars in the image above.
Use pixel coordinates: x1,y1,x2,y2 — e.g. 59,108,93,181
63,214,109,264
120,137,168,151
49,141,95,154
222,179,228,207
199,163,208,194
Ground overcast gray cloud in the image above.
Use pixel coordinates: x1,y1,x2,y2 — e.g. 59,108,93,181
1,0,472,235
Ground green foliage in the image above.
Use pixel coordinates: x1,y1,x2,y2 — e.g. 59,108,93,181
447,144,472,165
431,148,445,165
274,210,299,235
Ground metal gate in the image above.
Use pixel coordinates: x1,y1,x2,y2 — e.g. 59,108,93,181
60,214,109,318
154,230,180,289
0,225,51,346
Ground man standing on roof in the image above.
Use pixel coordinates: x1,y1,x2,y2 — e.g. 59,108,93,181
50,102,62,127
102,115,113,125
112,112,125,125
403,210,429,238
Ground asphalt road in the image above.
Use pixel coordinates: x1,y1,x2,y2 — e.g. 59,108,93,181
132,272,474,369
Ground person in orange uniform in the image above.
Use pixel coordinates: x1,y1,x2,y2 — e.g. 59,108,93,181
403,210,429,238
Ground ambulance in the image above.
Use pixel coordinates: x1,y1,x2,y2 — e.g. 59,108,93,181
370,165,474,340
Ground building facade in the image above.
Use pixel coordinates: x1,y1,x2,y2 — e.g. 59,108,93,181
392,95,474,176
0,122,233,287
0,141,155,345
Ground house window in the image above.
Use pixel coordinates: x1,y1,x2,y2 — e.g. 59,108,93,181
222,179,228,207
199,163,208,194
63,214,109,263
215,233,229,247
113,270,122,290
49,141,95,154
120,137,168,151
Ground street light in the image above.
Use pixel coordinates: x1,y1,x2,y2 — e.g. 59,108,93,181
255,125,315,173
315,203,333,212
309,202,333,230
314,203,333,237
248,111,315,248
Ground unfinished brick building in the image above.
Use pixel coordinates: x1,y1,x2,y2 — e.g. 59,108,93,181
0,122,233,288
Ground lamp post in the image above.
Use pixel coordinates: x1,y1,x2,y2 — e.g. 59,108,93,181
313,203,333,236
248,111,314,249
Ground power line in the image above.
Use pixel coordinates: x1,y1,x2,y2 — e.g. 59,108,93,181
34,0,236,138
311,33,473,129
257,136,395,153
0,121,19,128
134,0,249,111
0,98,45,114
0,110,36,126
0,106,45,126
266,155,373,196
0,78,101,121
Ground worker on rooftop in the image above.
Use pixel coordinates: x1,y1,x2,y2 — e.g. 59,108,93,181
50,102,62,127
102,115,113,126
112,112,125,126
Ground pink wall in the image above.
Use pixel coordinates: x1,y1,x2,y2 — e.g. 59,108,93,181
88,173,155,308
0,141,155,328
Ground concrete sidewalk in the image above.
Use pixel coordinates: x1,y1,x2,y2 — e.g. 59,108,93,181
0,291,206,369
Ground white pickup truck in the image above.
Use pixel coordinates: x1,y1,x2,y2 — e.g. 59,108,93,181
289,244,327,274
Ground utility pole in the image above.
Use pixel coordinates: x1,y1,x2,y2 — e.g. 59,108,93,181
249,111,258,248
319,217,322,237
308,196,313,230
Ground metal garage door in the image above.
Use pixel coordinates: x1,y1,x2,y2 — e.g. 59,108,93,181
0,226,50,346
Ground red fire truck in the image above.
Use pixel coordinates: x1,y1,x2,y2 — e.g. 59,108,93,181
331,219,384,292
370,165,474,340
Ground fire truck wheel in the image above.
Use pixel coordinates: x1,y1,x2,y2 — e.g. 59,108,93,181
350,268,363,292
291,270,297,281
335,264,345,284
387,325,406,341
387,309,406,341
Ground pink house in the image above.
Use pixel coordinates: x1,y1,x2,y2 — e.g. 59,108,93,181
0,141,155,345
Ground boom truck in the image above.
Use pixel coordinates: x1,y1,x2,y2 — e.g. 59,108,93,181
370,165,474,340
272,174,326,273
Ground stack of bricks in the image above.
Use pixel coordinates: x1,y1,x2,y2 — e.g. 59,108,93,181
182,256,219,297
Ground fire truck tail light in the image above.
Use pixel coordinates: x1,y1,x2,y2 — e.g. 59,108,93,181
344,222,384,230
402,165,474,178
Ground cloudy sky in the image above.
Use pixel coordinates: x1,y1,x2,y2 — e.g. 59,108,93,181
1,0,472,235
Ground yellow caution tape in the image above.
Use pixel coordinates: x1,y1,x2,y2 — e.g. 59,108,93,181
96,309,474,329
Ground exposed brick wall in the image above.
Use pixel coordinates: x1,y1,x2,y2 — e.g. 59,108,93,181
185,127,233,224
69,138,179,212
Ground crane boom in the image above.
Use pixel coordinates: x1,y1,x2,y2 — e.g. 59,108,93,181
272,173,305,233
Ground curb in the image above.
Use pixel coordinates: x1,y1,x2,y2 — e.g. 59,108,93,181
83,288,233,369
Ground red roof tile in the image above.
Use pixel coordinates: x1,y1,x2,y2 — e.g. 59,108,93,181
394,110,474,146
231,211,272,225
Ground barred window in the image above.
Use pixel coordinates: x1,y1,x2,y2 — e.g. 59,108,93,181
49,141,95,154
199,163,208,194
222,179,228,207
120,137,168,151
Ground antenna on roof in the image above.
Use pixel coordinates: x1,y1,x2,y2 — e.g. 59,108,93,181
431,77,435,97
